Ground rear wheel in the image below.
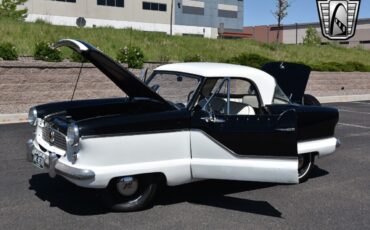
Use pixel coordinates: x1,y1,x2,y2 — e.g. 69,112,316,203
101,174,158,212
298,153,315,183
303,94,321,106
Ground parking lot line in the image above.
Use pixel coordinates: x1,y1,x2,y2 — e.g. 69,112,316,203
339,109,370,115
338,123,370,129
350,102,370,105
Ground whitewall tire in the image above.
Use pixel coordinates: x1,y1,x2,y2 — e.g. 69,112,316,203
101,174,158,212
298,153,315,183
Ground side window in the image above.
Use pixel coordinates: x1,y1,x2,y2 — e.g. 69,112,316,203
197,78,260,116
198,79,228,115
228,79,259,115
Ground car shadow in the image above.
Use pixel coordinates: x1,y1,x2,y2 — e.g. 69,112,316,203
28,166,329,216
28,174,109,215
310,165,329,179
154,180,283,218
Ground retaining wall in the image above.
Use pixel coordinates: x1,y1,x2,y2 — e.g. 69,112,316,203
0,61,369,113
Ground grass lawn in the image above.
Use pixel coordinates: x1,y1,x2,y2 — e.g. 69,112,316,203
1,18,369,71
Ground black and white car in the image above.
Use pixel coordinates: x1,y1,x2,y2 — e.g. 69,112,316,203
26,39,340,211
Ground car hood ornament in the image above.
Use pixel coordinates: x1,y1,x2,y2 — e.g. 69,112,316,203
317,0,361,40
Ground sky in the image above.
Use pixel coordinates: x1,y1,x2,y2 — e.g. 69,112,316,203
244,0,370,26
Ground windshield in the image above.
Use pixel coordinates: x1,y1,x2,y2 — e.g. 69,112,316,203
273,85,291,104
147,72,201,108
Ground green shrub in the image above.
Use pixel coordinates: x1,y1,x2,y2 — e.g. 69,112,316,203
303,27,321,45
261,43,279,51
226,53,274,69
34,18,51,25
0,0,28,20
183,54,202,62
116,46,144,69
34,41,62,62
69,51,88,63
0,42,18,60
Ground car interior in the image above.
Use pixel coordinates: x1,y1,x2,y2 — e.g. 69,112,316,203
196,78,261,116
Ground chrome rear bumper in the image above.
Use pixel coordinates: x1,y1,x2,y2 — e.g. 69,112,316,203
298,137,339,158
26,139,95,180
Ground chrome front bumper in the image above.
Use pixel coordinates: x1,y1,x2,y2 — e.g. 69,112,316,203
26,139,95,180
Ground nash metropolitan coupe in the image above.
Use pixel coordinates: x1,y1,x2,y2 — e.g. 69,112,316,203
26,39,340,211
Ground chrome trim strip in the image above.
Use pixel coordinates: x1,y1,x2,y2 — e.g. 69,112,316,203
54,39,89,52
80,129,190,140
55,163,95,180
26,139,34,162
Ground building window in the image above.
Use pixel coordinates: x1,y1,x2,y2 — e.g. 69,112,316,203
218,10,237,18
182,6,204,15
97,0,124,7
143,2,167,12
54,0,76,2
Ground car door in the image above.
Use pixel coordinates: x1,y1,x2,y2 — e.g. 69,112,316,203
190,77,299,184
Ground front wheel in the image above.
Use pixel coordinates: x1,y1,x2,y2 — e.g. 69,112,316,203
298,153,315,183
101,174,158,212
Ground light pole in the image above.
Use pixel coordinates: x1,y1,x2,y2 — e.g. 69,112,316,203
170,0,174,36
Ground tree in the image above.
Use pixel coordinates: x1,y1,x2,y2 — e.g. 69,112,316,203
303,27,321,45
272,0,290,43
0,0,28,20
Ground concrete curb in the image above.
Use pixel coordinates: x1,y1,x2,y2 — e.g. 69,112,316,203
0,113,28,125
0,95,369,124
317,94,370,103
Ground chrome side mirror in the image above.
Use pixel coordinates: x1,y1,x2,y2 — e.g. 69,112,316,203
140,68,148,83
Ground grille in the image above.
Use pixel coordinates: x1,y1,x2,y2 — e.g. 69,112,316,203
42,125,67,151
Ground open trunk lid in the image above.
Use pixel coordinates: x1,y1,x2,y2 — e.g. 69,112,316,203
262,62,311,104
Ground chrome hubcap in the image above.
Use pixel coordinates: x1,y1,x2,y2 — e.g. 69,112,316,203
116,176,139,196
298,154,312,178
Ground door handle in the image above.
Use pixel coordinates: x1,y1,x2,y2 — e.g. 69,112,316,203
201,116,225,123
275,128,295,132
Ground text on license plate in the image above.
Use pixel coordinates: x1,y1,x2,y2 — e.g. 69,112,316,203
32,148,45,169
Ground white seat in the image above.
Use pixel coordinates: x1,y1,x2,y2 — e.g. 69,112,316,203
229,101,256,116
237,105,256,115
199,98,256,116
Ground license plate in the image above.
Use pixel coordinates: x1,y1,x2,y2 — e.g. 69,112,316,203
32,148,45,169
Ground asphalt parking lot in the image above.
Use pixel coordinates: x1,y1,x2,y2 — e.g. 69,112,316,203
0,101,369,230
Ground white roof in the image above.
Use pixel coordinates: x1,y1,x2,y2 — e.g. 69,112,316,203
155,63,277,105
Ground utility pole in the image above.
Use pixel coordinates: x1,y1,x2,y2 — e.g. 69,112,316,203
170,0,174,36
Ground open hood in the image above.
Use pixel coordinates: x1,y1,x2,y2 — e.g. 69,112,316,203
262,62,311,103
54,39,169,105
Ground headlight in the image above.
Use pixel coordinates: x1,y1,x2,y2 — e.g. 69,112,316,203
28,107,38,126
66,123,80,147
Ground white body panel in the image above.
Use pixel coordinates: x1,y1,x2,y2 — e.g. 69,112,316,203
69,131,192,188
32,130,337,188
190,131,299,184
298,137,337,158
